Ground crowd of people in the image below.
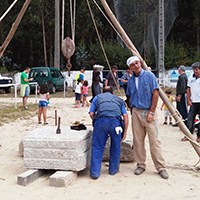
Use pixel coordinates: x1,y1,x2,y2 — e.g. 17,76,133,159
20,56,200,180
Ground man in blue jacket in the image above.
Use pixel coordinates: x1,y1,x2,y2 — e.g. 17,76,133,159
89,86,128,179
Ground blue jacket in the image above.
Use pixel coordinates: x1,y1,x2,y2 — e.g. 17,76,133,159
90,92,124,121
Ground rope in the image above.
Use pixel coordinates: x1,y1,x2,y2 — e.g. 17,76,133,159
61,0,65,41
92,0,126,47
92,0,139,58
86,0,122,97
0,0,19,22
168,161,200,172
73,0,76,41
70,0,76,41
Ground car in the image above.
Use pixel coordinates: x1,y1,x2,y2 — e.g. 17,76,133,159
28,67,67,94
0,74,13,93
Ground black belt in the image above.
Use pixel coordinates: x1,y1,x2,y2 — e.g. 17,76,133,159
104,116,118,119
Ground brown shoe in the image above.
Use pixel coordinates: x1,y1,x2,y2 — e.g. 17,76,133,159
181,136,188,141
196,137,200,143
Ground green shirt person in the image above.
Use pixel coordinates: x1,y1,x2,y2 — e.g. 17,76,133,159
20,67,33,110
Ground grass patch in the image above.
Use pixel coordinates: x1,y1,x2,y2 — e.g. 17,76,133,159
0,103,38,126
0,87,126,126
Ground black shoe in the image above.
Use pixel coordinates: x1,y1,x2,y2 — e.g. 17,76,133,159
134,167,145,175
90,175,98,180
172,124,178,127
163,121,167,125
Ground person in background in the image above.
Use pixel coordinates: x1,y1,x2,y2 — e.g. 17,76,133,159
161,89,173,125
182,62,200,143
121,65,133,107
126,55,169,179
173,65,188,127
76,67,85,83
82,80,90,107
76,67,85,103
89,86,128,179
38,83,50,125
90,66,103,102
75,78,82,108
20,67,33,110
105,65,119,93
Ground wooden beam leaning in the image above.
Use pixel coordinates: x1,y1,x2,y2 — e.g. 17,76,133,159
100,0,200,158
0,0,32,58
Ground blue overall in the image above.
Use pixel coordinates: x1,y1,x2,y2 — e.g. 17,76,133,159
90,117,122,178
89,92,127,178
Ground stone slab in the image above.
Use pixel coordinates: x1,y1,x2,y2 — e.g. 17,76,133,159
24,147,87,159
103,139,134,162
22,126,92,171
17,169,44,186
24,149,91,171
23,126,92,151
49,171,77,187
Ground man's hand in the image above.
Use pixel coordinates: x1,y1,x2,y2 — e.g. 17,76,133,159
89,112,94,120
146,113,154,122
121,113,128,141
188,99,192,106
176,96,181,102
121,132,126,141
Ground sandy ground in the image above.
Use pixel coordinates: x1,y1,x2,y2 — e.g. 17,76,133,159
0,96,200,200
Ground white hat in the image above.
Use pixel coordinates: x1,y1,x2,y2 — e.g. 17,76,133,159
126,56,140,67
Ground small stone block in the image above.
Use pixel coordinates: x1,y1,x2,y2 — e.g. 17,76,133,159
19,140,24,157
49,171,77,187
17,169,44,186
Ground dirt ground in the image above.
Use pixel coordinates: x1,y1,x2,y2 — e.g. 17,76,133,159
0,94,200,200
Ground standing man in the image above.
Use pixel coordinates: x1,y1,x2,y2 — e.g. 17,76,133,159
20,67,33,110
126,56,169,179
90,66,103,102
105,65,119,93
173,65,188,127
89,86,128,179
121,65,133,107
182,62,200,143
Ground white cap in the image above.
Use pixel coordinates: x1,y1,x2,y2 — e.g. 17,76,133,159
126,56,140,67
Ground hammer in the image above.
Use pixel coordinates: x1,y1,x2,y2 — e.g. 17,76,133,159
56,117,61,134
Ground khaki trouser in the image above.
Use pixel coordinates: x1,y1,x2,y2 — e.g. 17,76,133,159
132,107,166,172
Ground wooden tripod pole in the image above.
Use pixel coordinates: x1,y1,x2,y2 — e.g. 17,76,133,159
100,0,200,158
0,0,32,58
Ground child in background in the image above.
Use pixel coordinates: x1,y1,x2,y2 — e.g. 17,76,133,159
161,89,173,125
75,78,82,108
38,83,50,125
82,80,89,107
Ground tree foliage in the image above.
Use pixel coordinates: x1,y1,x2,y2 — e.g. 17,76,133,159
0,0,199,72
